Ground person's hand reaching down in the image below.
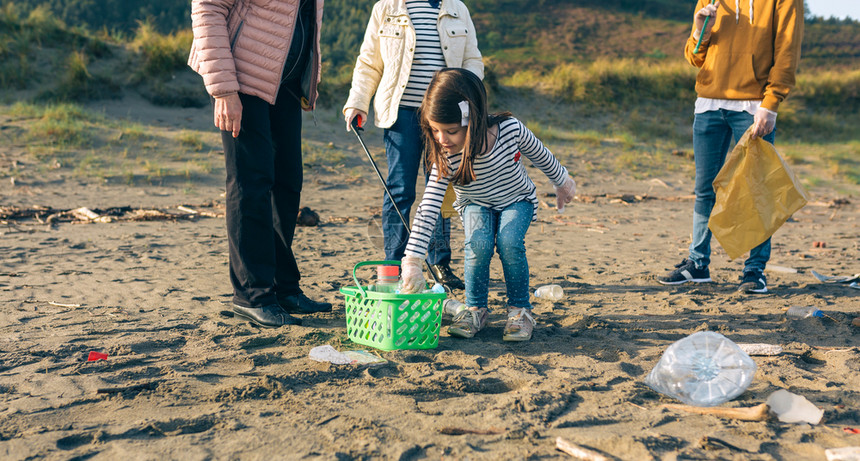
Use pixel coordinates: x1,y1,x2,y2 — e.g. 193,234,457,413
399,255,426,293
554,176,577,213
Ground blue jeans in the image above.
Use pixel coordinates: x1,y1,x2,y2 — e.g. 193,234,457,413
383,108,451,265
690,109,775,274
462,201,533,310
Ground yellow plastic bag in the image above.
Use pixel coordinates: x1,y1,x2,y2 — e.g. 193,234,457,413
708,126,809,260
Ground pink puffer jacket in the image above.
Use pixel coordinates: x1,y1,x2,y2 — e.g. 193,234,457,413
188,0,323,109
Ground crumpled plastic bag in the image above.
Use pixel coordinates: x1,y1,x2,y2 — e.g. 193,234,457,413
709,126,809,260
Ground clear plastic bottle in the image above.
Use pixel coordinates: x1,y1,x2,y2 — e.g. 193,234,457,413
534,284,563,301
786,305,825,319
645,331,757,407
442,299,467,319
374,265,400,293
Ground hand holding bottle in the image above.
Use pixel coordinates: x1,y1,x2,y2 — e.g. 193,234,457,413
399,255,426,294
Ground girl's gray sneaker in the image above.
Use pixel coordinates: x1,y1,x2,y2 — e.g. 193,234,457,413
448,308,489,338
503,308,535,342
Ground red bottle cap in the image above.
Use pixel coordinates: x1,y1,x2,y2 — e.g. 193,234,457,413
378,265,399,277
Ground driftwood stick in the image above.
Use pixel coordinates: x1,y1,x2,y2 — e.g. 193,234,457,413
555,437,611,461
661,403,769,421
48,301,81,308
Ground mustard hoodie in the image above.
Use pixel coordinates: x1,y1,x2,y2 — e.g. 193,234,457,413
684,0,804,112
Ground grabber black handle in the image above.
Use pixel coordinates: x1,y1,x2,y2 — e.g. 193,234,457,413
350,115,364,132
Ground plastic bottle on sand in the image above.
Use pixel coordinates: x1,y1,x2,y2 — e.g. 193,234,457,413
534,284,563,301
645,331,757,407
786,305,825,319
442,299,467,319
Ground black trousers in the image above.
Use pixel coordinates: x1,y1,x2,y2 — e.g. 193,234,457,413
220,79,304,308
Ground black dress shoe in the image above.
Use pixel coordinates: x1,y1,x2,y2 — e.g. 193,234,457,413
232,303,301,328
429,262,465,290
279,293,332,314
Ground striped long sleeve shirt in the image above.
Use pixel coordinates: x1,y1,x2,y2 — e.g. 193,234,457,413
404,118,570,258
400,0,446,108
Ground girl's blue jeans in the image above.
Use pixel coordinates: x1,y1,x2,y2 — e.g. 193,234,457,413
690,109,775,274
462,200,533,310
382,108,451,265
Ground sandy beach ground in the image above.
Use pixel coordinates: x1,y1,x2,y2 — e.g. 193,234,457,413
1,98,858,460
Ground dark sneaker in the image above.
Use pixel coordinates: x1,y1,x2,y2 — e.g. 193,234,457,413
429,262,465,290
738,272,768,294
658,259,712,285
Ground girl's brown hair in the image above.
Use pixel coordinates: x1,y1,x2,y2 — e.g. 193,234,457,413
419,68,510,185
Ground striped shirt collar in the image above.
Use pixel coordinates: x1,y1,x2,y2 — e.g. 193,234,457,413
388,0,459,18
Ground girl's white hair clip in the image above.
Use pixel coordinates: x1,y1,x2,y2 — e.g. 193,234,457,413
458,100,469,126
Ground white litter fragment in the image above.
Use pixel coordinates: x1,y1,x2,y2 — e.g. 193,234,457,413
811,271,860,284
766,265,797,274
72,207,99,220
308,345,387,366
737,343,783,356
825,447,860,461
765,389,823,424
308,345,352,365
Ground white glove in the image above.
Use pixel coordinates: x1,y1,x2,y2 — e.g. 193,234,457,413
400,255,426,294
344,108,368,132
751,108,777,139
554,176,577,213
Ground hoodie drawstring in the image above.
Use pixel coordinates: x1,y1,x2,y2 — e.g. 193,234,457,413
736,0,754,24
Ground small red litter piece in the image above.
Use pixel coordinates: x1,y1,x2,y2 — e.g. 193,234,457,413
87,351,108,361
844,427,860,434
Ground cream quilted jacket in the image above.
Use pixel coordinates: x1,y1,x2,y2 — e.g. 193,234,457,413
188,0,323,108
343,0,483,128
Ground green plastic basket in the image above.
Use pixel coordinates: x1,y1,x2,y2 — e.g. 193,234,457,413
340,260,445,351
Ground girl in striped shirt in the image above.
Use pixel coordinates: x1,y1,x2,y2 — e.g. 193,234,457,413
343,0,484,291
400,69,577,342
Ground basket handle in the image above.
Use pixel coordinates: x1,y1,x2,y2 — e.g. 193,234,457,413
352,260,401,298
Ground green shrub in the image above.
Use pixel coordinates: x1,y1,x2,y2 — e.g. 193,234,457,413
795,69,860,111
177,131,204,151
37,50,119,102
131,21,192,79
22,4,67,45
506,59,697,106
30,103,96,147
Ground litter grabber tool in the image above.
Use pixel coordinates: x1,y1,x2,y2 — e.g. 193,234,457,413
350,116,443,289
693,0,716,54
